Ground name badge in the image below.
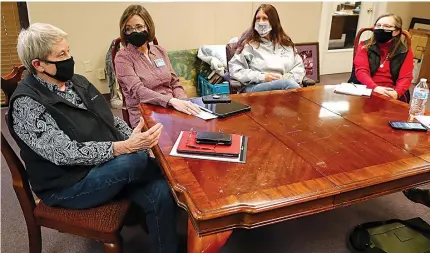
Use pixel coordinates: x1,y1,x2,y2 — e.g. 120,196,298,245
154,58,166,68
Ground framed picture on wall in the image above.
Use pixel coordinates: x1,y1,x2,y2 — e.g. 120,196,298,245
409,17,430,31
295,42,320,83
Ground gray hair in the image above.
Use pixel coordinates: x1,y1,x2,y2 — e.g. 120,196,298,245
17,23,67,74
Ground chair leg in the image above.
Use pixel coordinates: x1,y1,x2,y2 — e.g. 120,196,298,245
103,236,123,253
28,225,42,253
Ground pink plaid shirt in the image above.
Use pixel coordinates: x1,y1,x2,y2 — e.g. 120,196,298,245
115,44,187,127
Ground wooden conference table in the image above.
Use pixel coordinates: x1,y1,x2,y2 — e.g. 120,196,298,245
139,85,430,253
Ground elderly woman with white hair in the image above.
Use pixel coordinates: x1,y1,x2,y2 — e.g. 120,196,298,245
7,23,179,253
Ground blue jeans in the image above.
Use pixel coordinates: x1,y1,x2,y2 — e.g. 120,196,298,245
40,151,178,253
243,79,300,93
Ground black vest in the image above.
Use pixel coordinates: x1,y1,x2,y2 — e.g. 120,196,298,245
348,40,410,102
7,74,124,196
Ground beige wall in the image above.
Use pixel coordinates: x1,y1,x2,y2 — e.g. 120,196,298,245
27,2,322,93
386,2,413,28
386,1,430,29
27,2,425,93
410,2,430,19
252,2,322,43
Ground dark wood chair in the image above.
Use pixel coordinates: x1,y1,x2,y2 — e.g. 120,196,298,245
348,27,412,103
1,66,146,253
111,37,159,127
225,42,241,94
1,132,133,253
1,65,26,106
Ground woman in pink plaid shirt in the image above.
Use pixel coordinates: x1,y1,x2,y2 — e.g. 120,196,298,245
115,5,200,128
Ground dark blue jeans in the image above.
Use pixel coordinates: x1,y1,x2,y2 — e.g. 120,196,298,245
40,151,178,253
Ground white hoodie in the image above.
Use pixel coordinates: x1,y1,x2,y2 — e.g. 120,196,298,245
228,38,305,85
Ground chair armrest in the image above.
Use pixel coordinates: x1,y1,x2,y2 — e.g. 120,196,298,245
228,79,245,94
302,77,316,87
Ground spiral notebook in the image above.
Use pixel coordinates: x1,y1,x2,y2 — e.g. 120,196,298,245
334,83,372,97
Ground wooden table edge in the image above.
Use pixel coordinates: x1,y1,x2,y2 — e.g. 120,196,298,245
138,87,430,237
147,136,340,221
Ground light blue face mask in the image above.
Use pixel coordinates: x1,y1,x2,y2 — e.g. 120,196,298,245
254,21,272,37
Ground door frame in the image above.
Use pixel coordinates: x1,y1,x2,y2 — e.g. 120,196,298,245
318,2,388,75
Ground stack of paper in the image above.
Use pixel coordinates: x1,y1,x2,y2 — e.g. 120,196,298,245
334,83,372,97
416,115,430,129
170,131,248,163
195,110,218,120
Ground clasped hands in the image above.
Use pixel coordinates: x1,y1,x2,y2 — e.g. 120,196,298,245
264,72,294,82
373,86,398,99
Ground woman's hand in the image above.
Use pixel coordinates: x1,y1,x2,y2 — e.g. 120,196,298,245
373,86,395,97
168,98,200,115
384,90,398,99
264,73,281,82
113,117,163,156
127,118,163,151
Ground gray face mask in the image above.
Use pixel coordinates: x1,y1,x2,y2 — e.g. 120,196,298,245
254,21,272,37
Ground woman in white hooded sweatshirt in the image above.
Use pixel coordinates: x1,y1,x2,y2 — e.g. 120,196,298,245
229,4,305,93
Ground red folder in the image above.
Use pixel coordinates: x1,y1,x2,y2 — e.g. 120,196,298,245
177,131,242,157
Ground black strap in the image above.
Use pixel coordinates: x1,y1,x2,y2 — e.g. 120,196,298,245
366,248,387,253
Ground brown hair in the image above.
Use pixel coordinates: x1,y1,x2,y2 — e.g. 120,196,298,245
119,5,155,46
236,4,295,54
365,13,408,59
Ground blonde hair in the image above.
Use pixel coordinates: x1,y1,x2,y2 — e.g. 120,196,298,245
119,5,155,46
365,13,407,59
17,23,68,74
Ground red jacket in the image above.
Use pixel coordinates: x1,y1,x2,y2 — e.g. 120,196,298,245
353,40,414,96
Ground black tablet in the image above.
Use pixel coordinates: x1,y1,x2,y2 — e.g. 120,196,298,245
196,100,251,118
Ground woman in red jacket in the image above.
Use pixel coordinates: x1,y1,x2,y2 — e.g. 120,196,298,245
350,13,413,103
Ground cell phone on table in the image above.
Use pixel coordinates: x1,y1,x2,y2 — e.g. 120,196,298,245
196,132,232,145
202,94,231,104
388,121,428,131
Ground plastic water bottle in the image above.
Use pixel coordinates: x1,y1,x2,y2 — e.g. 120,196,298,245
409,78,428,119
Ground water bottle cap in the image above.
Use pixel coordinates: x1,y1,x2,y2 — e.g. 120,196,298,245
420,78,427,82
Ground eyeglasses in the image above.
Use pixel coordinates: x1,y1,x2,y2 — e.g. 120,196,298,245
124,24,147,35
374,23,397,30
186,128,218,151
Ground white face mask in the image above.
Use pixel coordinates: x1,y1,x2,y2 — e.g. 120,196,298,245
254,21,272,37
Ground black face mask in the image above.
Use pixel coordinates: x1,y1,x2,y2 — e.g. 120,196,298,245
373,29,394,43
42,56,75,82
126,31,149,47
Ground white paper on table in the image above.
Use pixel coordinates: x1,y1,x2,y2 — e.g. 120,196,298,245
169,132,245,163
334,83,372,97
416,115,430,129
195,110,218,120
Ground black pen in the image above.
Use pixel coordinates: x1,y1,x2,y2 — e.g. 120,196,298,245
198,105,213,114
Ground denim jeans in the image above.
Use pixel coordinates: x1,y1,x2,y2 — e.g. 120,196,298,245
40,151,178,253
243,79,300,93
